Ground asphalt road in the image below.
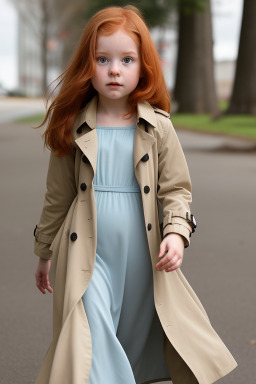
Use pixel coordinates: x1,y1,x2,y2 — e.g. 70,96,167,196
0,99,255,384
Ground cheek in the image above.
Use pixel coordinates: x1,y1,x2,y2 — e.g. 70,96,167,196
132,65,141,84
91,67,105,86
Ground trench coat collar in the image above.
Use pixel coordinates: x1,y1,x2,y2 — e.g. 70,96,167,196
74,94,157,132
74,94,157,176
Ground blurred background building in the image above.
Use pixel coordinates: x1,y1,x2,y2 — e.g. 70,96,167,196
16,1,62,97
0,0,245,102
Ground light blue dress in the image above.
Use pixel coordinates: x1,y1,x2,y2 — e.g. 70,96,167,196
82,125,170,384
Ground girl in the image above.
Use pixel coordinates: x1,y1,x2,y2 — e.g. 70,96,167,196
34,5,237,384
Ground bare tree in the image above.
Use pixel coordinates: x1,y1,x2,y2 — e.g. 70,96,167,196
228,0,256,115
174,0,219,116
52,0,90,70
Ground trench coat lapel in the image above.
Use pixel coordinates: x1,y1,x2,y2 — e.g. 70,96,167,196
133,126,156,169
74,95,157,174
75,129,98,176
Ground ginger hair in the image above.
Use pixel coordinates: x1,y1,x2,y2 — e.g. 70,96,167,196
39,5,171,156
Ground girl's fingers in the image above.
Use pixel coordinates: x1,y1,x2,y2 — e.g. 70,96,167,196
36,280,46,294
43,275,53,293
36,273,52,294
165,259,182,272
156,254,178,270
156,250,175,268
46,283,53,293
164,258,179,270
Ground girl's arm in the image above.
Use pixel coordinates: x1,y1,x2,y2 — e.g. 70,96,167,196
34,149,77,260
157,118,193,248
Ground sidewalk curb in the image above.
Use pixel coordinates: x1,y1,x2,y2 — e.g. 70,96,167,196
175,125,256,144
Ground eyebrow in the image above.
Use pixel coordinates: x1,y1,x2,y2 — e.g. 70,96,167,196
95,50,138,56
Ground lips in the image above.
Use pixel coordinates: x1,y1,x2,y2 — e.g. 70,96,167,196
107,82,122,86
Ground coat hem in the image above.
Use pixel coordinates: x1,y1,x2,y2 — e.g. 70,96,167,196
197,360,238,384
159,317,237,384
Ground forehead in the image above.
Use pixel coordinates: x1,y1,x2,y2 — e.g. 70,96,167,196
95,29,139,54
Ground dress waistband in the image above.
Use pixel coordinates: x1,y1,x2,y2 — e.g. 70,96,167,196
93,184,141,193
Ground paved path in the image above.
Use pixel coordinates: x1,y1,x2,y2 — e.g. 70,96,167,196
0,97,46,123
0,100,255,383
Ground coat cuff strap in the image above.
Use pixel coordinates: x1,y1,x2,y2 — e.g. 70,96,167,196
34,241,52,260
34,225,55,244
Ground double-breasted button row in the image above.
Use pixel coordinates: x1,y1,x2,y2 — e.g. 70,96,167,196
142,153,150,194
81,153,88,193
141,168,151,229
143,178,151,229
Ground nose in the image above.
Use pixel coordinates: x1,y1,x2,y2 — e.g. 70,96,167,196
108,61,120,77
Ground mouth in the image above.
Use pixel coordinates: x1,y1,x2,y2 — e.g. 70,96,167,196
107,82,122,86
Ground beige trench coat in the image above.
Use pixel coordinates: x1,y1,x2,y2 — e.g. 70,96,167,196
34,96,237,384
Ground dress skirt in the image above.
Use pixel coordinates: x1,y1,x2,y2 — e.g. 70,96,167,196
82,125,170,384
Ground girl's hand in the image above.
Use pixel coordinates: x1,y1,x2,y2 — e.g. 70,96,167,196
156,233,184,272
35,258,53,294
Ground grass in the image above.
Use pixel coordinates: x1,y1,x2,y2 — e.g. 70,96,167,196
16,109,256,141
171,99,256,141
218,100,228,112
171,113,256,141
15,114,45,124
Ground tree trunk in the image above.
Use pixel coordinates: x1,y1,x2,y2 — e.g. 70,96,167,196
174,0,219,116
40,0,49,96
228,0,256,115
53,0,89,70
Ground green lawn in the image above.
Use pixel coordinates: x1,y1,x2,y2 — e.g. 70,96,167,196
171,113,256,140
16,114,45,124
16,112,256,141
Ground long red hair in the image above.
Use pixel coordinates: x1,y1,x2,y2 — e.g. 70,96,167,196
40,5,171,156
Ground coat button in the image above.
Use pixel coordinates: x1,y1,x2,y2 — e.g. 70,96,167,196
141,153,149,162
80,183,87,191
147,223,152,231
76,126,83,134
70,232,77,241
157,184,160,192
144,185,150,194
82,155,90,164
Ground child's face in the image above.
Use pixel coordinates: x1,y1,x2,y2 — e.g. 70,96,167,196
91,28,141,104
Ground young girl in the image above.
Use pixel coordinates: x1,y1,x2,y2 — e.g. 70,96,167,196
34,5,237,384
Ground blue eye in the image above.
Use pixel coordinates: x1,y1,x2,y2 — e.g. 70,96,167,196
122,57,133,64
97,57,108,64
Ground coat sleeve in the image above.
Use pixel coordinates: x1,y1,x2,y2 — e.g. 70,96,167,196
34,149,77,260
157,117,194,248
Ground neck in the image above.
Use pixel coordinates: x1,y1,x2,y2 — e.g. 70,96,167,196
97,95,131,117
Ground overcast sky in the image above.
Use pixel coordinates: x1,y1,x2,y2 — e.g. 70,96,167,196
0,0,243,91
